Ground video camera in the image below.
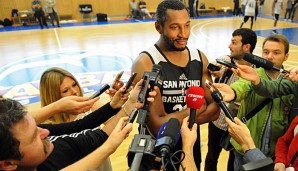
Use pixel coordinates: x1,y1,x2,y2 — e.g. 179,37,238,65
127,118,182,171
127,134,161,170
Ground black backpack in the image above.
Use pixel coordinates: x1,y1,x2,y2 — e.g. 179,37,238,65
3,18,13,26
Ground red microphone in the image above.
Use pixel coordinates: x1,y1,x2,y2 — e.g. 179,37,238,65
186,86,205,128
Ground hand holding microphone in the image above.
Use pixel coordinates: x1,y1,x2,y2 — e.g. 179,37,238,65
186,86,205,128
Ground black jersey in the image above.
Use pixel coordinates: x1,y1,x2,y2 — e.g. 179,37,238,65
144,44,203,113
37,128,108,171
144,44,203,169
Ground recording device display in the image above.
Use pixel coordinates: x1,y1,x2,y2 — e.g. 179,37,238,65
124,72,137,93
216,59,237,69
207,63,221,71
137,64,163,103
206,80,234,122
112,70,124,89
89,84,110,99
243,53,289,74
186,86,205,128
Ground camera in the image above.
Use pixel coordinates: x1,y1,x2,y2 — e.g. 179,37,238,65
207,63,221,71
127,134,161,170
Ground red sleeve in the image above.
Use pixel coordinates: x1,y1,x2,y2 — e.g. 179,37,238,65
275,116,298,165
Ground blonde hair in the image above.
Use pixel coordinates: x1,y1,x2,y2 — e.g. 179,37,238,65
39,67,83,124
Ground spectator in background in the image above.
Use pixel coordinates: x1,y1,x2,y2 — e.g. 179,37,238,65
130,0,142,19
233,0,240,16
285,0,293,21
44,0,60,27
272,0,283,34
188,0,198,18
241,0,247,16
200,2,206,9
240,0,256,29
255,0,259,21
258,0,265,17
32,0,48,29
290,0,298,22
138,0,152,19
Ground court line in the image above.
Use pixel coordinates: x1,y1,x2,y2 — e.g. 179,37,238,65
53,28,63,51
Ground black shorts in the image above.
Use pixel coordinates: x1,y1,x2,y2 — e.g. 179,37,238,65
274,13,280,20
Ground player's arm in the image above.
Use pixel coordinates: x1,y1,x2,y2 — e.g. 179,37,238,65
195,52,220,124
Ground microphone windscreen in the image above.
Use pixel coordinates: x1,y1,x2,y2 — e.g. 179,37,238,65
158,118,180,144
157,122,167,140
186,86,205,109
243,53,274,70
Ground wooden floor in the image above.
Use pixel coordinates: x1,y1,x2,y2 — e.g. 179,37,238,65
1,16,298,170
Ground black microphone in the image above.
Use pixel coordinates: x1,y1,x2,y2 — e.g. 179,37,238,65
89,84,110,99
154,118,180,158
211,90,235,122
150,64,163,92
243,53,289,74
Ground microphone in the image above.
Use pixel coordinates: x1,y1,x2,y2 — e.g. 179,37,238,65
243,53,289,74
157,121,180,146
150,64,162,91
211,90,234,122
137,64,163,104
154,118,180,158
89,84,110,99
186,86,205,128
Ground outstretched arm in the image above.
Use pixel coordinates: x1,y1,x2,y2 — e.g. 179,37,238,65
231,64,261,85
102,79,157,135
29,96,99,124
60,117,133,171
180,116,198,171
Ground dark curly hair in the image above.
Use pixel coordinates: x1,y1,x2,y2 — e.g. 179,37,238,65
156,0,187,26
0,98,26,161
232,28,257,54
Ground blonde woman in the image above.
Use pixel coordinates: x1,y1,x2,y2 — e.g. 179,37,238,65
39,67,112,171
39,67,105,124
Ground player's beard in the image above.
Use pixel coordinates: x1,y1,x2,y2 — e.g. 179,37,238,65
163,34,187,51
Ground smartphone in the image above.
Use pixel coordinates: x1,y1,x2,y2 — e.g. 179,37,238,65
137,74,150,103
207,63,221,71
89,84,110,99
112,71,124,89
216,59,237,69
125,72,137,91
205,80,218,92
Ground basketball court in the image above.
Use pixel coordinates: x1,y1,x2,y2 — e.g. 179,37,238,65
1,15,298,170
